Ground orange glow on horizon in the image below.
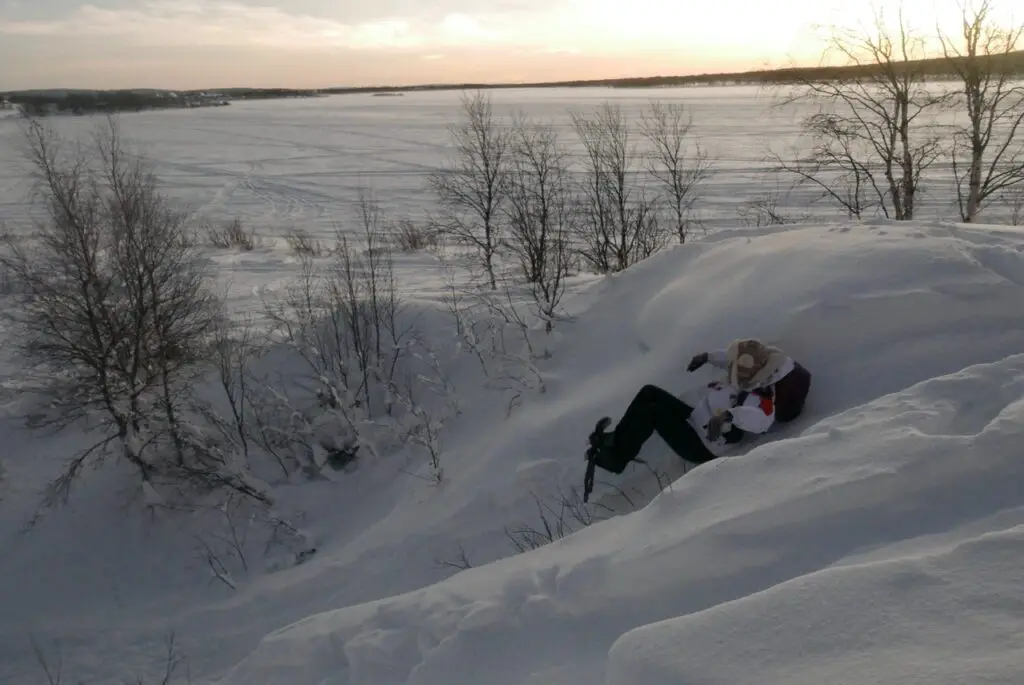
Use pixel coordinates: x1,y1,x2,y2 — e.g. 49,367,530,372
0,0,1018,90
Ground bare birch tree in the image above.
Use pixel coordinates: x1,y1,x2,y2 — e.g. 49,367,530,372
429,90,509,289
571,103,665,273
778,5,946,220
503,113,573,331
639,101,712,242
939,0,1024,222
0,116,223,506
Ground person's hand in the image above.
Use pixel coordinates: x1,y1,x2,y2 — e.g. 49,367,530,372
687,352,709,372
706,411,732,441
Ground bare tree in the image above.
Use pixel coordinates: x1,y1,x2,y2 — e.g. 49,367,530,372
737,175,807,226
393,347,460,483
640,101,712,242
503,113,573,332
939,0,1024,222
769,116,879,219
262,190,416,473
778,5,946,220
572,102,666,273
201,312,267,472
438,251,547,415
429,90,509,289
0,116,223,507
1009,186,1024,225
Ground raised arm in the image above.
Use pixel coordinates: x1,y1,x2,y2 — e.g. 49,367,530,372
705,349,730,370
687,349,730,372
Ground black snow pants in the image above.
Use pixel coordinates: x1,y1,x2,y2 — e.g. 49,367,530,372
594,384,718,474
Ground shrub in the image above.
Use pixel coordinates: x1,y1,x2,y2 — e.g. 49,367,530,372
207,217,258,250
393,218,437,252
284,227,324,256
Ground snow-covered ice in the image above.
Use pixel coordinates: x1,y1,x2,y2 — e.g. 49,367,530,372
2,90,1024,685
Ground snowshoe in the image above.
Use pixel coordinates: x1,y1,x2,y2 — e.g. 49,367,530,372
583,417,613,503
586,416,613,457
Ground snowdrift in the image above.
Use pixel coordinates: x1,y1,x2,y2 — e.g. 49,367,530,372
6,219,1024,684
216,356,1024,685
215,220,1024,685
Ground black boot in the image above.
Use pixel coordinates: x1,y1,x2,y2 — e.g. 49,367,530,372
583,416,614,502
586,416,614,460
586,416,632,475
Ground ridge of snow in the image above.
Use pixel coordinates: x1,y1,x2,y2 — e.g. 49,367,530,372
220,351,1024,685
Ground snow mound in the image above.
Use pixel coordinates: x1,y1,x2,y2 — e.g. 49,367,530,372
607,355,1024,685
216,221,1024,685
221,353,1024,685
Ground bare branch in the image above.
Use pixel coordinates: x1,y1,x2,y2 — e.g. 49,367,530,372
503,113,574,332
434,543,474,571
639,101,713,243
1,114,229,510
429,90,510,289
772,3,948,220
31,636,63,685
571,102,668,273
938,0,1024,221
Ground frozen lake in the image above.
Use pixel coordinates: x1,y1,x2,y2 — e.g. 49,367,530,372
0,85,974,242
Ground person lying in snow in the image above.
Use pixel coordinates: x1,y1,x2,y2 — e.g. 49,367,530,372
584,339,812,493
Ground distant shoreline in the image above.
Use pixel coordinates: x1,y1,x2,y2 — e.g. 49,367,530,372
0,88,324,117
3,48,1022,114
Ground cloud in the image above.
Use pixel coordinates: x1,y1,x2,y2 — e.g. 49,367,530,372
0,0,544,50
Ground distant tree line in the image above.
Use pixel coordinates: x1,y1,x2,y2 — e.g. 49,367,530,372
216,88,323,100
2,88,321,117
322,49,1024,95
7,91,228,116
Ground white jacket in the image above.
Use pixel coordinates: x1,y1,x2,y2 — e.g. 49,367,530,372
687,349,796,449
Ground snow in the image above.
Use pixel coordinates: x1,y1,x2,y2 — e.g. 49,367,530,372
209,220,1024,685
2,90,1024,685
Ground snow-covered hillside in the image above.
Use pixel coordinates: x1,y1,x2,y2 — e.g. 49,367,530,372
4,219,1024,684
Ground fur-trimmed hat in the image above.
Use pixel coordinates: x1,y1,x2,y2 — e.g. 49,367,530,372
726,338,786,390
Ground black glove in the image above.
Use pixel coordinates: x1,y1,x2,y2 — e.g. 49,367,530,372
706,411,732,441
687,352,709,372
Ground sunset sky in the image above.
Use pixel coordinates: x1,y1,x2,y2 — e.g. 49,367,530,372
0,0,1016,90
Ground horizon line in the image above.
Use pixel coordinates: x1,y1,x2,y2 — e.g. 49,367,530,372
5,47,1023,95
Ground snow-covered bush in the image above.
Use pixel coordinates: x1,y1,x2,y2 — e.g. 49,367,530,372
260,189,460,481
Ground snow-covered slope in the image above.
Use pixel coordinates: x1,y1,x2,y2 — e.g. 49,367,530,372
214,219,1024,685
5,219,1024,684
223,355,1024,685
